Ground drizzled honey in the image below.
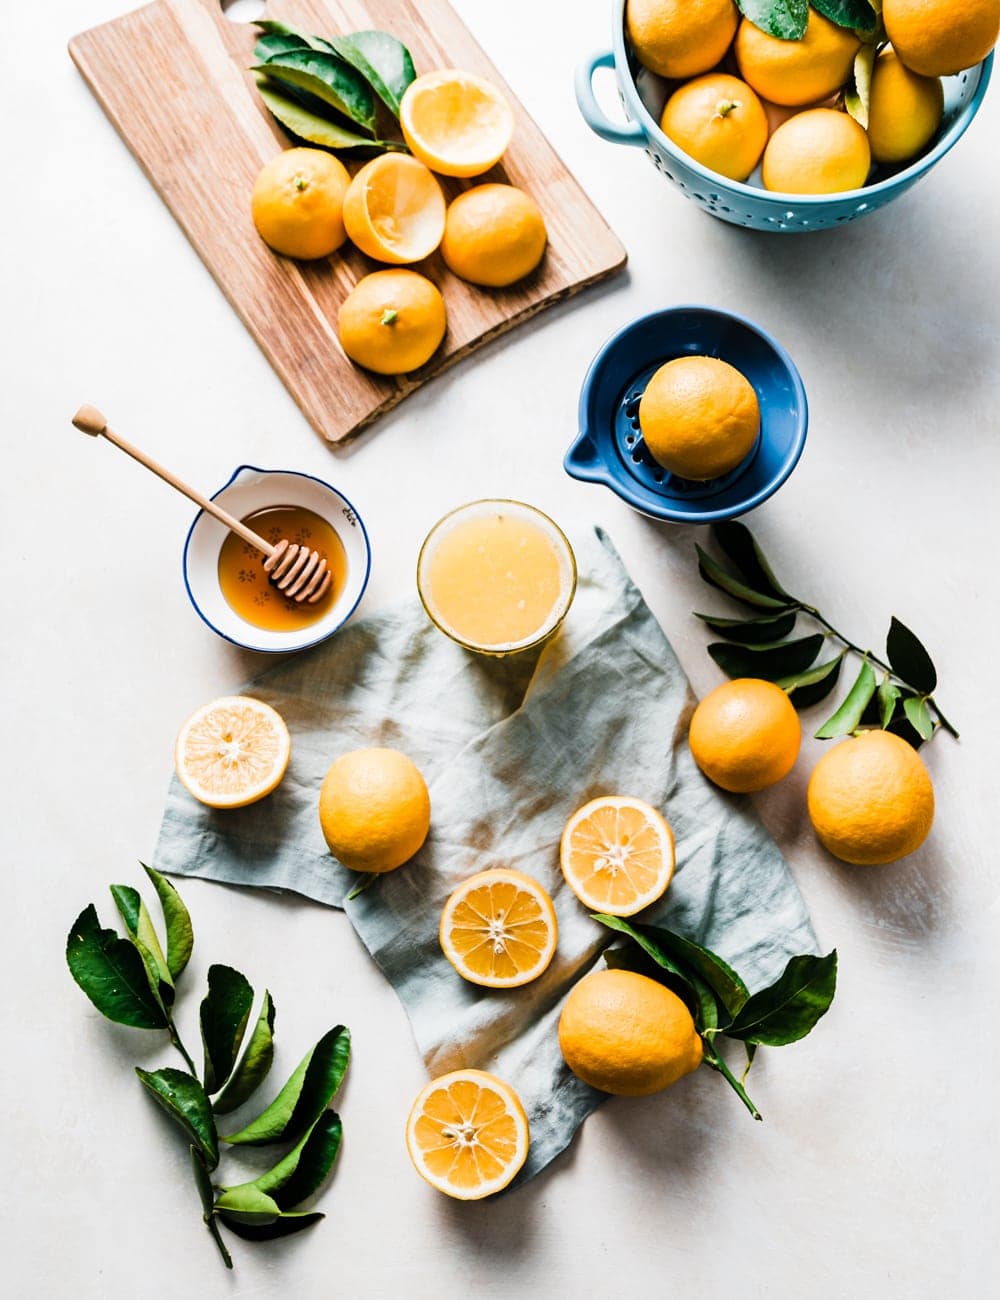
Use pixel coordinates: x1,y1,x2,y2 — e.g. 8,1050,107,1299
217,505,347,632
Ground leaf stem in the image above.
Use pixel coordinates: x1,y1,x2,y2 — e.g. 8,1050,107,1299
205,1212,233,1270
166,1014,198,1075
798,605,958,738
701,1038,762,1121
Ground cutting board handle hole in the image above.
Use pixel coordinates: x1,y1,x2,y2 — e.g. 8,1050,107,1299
220,0,268,23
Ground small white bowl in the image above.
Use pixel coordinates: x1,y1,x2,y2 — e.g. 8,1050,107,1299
182,465,371,653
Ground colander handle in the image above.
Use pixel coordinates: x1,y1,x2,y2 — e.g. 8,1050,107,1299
575,50,645,146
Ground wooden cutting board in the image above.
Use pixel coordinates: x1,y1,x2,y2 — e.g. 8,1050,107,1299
69,0,626,444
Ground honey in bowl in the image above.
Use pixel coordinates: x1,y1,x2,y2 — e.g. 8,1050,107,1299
417,500,577,655
218,504,347,632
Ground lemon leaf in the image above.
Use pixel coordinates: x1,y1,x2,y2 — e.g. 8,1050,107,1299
736,0,808,40
254,51,376,134
135,1067,219,1169
696,545,792,610
711,520,797,602
811,0,878,31
255,78,384,152
141,863,194,981
200,964,255,1096
903,695,935,741
845,43,876,127
777,653,845,708
694,609,798,644
886,616,938,694
66,904,168,1030
814,659,877,738
328,30,417,118
725,952,838,1046
213,990,276,1115
254,19,330,52
708,633,824,681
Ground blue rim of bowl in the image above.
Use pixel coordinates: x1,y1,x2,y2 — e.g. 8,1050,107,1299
570,304,808,523
181,464,372,654
609,0,994,207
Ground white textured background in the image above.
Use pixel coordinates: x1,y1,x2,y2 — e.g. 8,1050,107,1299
3,2,997,1296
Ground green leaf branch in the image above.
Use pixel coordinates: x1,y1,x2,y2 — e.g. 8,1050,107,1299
693,522,958,746
595,915,837,1121
252,21,416,156
66,866,350,1271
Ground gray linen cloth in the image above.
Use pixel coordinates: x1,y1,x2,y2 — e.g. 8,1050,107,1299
154,528,816,1184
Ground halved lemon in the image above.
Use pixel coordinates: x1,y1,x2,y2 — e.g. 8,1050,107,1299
341,153,446,264
405,1068,529,1200
560,796,675,916
175,696,290,809
439,868,557,988
399,70,514,178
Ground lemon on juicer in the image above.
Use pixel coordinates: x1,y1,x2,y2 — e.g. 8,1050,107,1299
638,356,760,481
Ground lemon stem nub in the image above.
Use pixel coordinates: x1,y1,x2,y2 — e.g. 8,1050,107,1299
293,175,308,192
715,99,739,118
380,308,398,326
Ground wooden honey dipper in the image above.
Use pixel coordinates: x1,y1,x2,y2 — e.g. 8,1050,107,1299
71,405,333,604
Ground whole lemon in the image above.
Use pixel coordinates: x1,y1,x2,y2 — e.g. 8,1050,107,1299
689,678,801,793
626,0,739,79
251,148,350,260
338,270,446,375
883,0,999,76
639,356,759,481
441,184,547,287
807,730,934,866
559,968,703,1096
735,11,861,107
319,747,431,873
867,49,944,164
762,108,871,194
660,74,768,182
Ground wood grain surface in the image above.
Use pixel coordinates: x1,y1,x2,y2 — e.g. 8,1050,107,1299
69,0,627,444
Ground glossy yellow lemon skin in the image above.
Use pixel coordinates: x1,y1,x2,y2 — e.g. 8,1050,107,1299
251,149,350,259
338,270,447,376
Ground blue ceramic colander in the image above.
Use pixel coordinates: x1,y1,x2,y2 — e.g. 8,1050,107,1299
566,306,807,523
576,0,993,232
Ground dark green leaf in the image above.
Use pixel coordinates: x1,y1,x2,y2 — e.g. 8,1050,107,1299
903,695,935,741
886,616,937,694
886,711,927,750
708,634,824,682
190,1146,215,1218
222,1026,350,1146
110,884,173,1004
218,1210,324,1241
878,678,902,729
213,991,276,1115
777,653,844,709
256,78,384,152
200,965,254,1095
66,905,167,1029
694,609,798,644
595,916,721,1032
712,521,796,602
142,864,193,981
811,0,878,31
255,19,329,51
598,916,750,1020
223,1111,343,1212
736,0,809,40
135,1067,219,1168
726,951,837,1046
255,33,312,61
696,545,791,611
327,30,417,117
815,660,877,738
253,51,376,133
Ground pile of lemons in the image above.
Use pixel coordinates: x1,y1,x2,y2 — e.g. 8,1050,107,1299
628,0,999,193
249,69,549,376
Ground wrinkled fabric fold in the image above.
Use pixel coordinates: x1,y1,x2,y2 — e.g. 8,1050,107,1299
154,527,816,1183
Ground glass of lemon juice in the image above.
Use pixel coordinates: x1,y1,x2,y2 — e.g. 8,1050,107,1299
417,500,577,656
